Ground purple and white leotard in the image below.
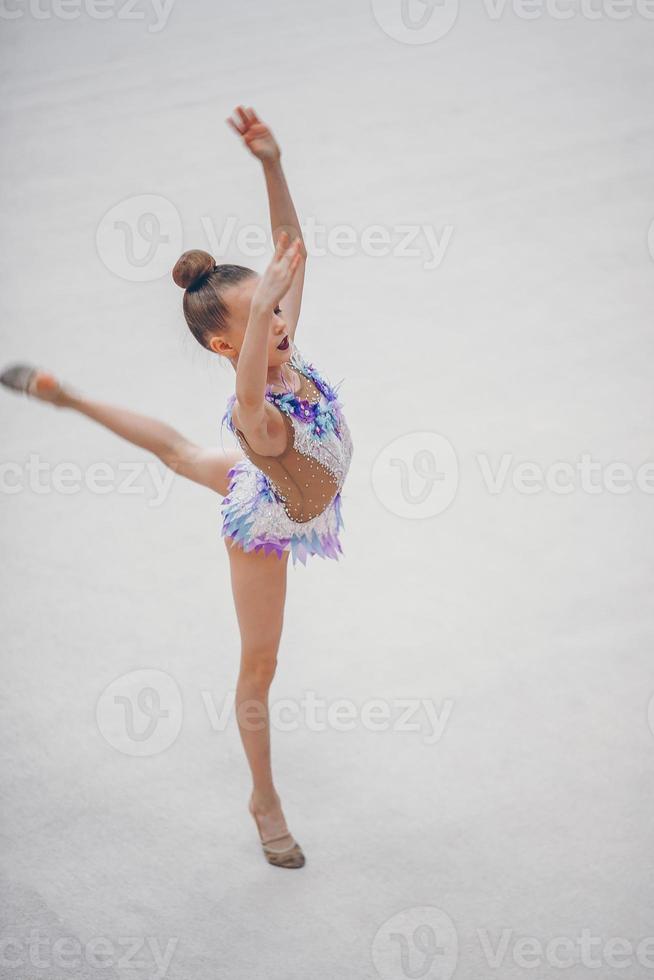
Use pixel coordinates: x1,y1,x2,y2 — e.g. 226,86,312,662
220,341,354,565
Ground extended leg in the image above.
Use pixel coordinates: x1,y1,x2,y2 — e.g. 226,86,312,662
4,368,241,496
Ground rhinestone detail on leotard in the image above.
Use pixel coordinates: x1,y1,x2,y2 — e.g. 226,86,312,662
220,341,353,565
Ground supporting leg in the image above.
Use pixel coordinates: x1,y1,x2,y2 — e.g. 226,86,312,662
225,538,302,860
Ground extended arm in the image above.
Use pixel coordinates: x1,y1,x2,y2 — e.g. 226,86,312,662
232,232,303,455
261,158,307,338
227,106,307,339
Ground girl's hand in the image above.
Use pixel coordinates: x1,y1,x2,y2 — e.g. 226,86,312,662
226,105,281,163
252,232,303,311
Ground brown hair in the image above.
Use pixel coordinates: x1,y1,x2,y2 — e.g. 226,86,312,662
172,249,257,350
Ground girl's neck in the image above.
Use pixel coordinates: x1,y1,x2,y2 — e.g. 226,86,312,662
266,362,299,393
266,365,286,387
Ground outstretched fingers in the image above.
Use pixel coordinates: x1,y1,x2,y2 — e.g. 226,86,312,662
226,104,260,137
226,110,244,135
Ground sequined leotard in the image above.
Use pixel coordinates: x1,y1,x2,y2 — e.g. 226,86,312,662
220,341,354,565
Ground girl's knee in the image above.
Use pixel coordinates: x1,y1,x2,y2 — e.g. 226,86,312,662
239,649,278,687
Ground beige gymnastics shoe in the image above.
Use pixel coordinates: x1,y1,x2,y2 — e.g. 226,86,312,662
248,796,306,869
0,363,68,406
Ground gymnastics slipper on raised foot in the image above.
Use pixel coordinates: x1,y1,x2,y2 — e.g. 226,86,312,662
0,363,38,395
0,364,63,403
248,798,306,869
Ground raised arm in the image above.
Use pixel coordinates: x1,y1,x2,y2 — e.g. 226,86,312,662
226,105,307,340
232,232,304,456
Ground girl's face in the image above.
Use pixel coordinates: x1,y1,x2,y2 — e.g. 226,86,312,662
208,275,292,367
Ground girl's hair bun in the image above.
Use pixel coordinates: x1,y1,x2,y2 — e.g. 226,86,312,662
172,249,215,290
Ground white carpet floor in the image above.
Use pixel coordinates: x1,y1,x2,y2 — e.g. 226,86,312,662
1,2,653,978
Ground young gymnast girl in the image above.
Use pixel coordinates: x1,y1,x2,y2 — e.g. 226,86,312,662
1,106,354,870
